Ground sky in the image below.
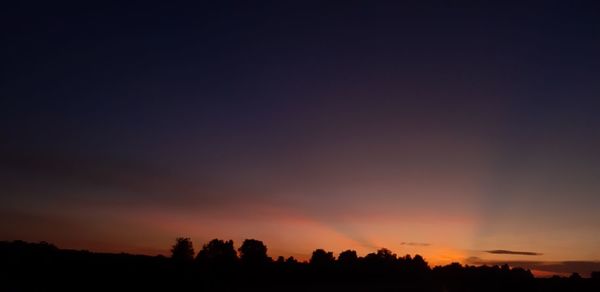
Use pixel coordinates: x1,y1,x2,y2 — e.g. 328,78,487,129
1,1,600,276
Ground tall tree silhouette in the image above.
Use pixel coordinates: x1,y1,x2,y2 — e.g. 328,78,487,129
170,237,194,263
238,239,271,266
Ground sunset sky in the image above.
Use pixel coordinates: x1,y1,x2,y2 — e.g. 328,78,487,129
1,1,600,276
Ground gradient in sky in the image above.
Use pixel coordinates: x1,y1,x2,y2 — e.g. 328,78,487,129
1,1,600,276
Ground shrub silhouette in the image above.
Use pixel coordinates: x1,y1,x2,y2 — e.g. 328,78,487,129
570,272,582,279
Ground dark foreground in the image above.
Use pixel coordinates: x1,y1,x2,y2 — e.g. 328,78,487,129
1,241,598,292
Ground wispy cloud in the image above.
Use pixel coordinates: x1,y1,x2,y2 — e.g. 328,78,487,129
0,147,260,209
401,242,430,247
485,249,542,256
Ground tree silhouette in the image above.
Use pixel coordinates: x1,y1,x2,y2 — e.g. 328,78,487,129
376,248,397,261
2,239,597,291
195,239,238,268
364,248,397,265
337,249,358,265
285,256,298,264
170,237,194,263
238,239,271,266
412,254,430,271
310,249,335,266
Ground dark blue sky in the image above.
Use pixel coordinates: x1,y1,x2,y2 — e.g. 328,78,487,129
1,1,600,276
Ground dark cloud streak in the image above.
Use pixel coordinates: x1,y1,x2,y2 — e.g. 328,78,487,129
485,250,542,256
466,257,600,277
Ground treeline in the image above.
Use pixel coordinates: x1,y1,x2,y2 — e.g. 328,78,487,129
1,239,599,292
172,237,430,269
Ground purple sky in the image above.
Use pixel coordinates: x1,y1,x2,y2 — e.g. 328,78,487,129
1,1,600,276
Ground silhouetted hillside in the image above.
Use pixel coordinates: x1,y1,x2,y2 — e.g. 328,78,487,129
1,240,598,292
